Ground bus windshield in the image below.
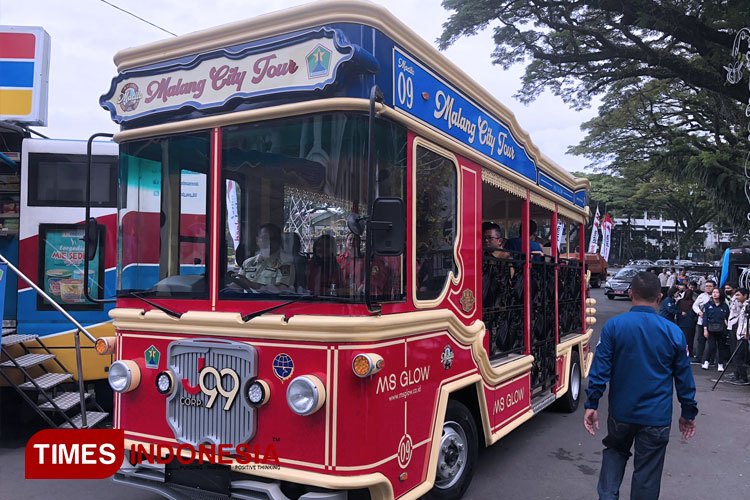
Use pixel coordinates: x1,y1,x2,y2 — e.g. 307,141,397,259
220,112,407,302
118,131,211,298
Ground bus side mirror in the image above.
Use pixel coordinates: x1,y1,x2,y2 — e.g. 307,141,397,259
369,197,405,256
84,217,99,261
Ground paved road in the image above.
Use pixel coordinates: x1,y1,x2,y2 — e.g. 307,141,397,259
1,288,748,499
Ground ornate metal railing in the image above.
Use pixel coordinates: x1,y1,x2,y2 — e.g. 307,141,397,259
482,252,525,359
530,255,557,393
558,258,583,337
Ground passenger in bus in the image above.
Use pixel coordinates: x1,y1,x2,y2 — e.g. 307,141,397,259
307,234,342,295
338,233,365,294
232,223,295,290
504,219,545,261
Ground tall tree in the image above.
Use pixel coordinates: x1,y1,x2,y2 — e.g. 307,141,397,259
439,0,750,228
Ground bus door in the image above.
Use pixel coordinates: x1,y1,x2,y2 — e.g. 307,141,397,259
17,139,117,360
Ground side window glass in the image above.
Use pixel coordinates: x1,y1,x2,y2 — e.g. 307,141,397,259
415,145,457,301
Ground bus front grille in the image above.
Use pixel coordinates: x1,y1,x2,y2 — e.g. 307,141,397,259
165,339,257,451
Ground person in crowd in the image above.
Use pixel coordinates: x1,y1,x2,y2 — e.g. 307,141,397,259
584,271,697,500
658,269,670,298
688,281,698,293
677,288,697,359
338,233,365,295
307,234,341,295
697,272,707,291
659,286,680,322
724,283,737,304
666,268,677,288
504,219,545,261
233,223,295,290
677,270,689,287
727,287,750,385
701,287,730,371
482,222,508,259
692,280,715,363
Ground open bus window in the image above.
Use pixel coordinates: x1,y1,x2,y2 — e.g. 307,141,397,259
415,145,457,302
219,112,406,302
117,132,210,298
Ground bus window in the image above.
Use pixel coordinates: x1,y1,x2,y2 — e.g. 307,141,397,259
27,153,117,207
219,113,407,302
118,131,211,298
415,145,457,302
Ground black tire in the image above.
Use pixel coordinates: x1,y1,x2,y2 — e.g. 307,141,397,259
555,351,581,413
423,400,478,500
607,294,615,300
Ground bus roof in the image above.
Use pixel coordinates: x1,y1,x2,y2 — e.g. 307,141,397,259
103,0,590,216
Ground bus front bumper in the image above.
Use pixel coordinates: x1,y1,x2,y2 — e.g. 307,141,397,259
114,455,352,500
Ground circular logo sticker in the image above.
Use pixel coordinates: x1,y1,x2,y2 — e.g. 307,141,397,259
272,353,294,381
118,82,142,112
397,434,413,468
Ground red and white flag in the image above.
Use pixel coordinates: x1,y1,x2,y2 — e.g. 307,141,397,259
600,213,614,262
588,207,601,253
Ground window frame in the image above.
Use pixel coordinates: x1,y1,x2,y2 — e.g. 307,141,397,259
411,138,461,309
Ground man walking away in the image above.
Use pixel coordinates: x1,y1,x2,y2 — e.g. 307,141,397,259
584,271,697,500
692,280,715,362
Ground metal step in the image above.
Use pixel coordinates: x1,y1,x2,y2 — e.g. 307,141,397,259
1,334,39,347
39,391,91,412
60,411,109,429
18,372,73,390
0,353,55,368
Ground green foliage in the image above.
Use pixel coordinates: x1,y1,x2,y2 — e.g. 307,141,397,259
440,0,750,232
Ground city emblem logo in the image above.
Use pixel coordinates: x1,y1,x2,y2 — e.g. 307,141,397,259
273,353,294,381
460,289,475,313
145,345,160,369
441,345,454,370
118,82,142,112
306,44,332,79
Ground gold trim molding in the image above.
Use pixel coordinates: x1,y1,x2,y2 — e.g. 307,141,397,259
481,169,526,199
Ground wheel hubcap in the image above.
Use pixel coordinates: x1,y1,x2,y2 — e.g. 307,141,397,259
435,421,468,489
570,362,580,400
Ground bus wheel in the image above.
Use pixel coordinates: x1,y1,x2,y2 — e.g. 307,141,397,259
425,400,478,500
555,351,581,413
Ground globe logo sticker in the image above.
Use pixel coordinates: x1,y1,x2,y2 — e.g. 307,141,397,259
273,353,294,381
306,44,332,79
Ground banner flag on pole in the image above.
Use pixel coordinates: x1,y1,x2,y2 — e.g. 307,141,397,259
600,213,613,262
226,180,241,264
588,206,601,253
557,221,565,252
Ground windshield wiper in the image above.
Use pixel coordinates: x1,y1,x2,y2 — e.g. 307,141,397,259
242,299,299,322
128,291,182,319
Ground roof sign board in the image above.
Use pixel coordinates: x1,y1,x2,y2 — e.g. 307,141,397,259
0,26,51,126
100,28,360,124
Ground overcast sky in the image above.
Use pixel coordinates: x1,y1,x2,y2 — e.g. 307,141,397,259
1,0,598,172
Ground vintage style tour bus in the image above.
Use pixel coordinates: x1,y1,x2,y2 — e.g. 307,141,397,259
95,2,595,499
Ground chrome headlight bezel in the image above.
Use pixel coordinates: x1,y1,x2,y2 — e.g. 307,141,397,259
286,375,325,416
108,360,141,393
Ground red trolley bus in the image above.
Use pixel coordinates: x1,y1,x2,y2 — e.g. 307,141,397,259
95,2,595,499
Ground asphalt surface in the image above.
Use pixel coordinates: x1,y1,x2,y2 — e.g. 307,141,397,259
1,288,748,499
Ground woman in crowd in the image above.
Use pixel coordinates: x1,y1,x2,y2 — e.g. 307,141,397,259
702,287,730,371
659,286,681,322
677,288,697,358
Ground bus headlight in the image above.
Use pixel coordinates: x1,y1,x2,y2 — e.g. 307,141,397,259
247,379,270,406
155,371,174,395
286,375,325,416
108,360,141,393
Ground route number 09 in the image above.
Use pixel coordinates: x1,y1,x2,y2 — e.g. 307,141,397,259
397,72,413,109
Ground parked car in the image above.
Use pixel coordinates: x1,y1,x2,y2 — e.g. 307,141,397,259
655,259,675,267
604,266,661,300
628,259,656,267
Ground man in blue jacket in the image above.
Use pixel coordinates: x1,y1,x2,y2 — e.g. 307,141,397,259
584,271,698,500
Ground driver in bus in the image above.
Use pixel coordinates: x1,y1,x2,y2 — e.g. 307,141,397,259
232,223,295,290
